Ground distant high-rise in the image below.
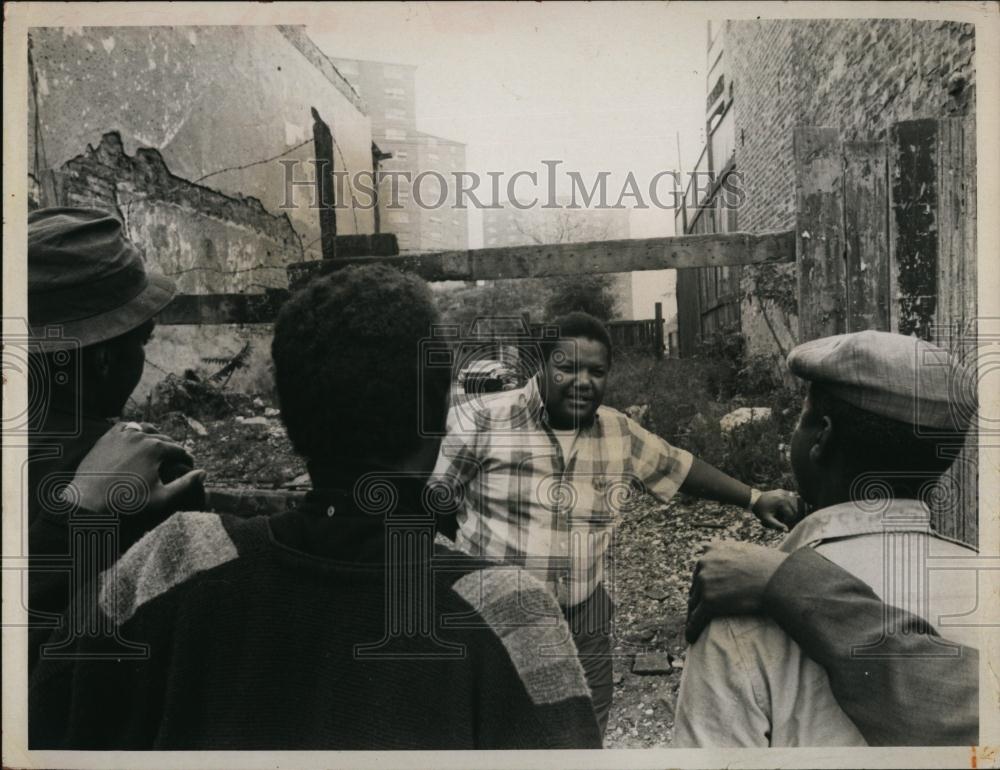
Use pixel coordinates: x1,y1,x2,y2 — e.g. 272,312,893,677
332,57,468,253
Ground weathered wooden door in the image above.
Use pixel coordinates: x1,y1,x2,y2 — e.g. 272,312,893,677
795,118,978,546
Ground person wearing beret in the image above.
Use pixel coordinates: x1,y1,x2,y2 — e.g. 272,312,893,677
26,207,205,672
673,330,980,747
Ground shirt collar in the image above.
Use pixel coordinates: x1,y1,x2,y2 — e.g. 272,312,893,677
779,497,933,553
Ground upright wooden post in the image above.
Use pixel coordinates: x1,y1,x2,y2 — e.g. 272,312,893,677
794,127,847,342
654,302,664,359
887,117,977,548
888,119,938,339
842,142,890,332
312,107,337,260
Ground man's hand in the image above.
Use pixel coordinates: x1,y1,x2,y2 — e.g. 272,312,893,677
751,489,803,531
685,541,789,644
72,423,206,518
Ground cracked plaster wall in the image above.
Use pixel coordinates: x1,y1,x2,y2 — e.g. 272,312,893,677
29,25,375,253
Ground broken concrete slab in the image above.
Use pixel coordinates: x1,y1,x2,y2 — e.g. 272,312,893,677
631,652,673,675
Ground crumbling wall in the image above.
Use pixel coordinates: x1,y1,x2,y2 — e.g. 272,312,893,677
53,132,303,402
726,18,975,357
28,25,375,254
57,132,302,293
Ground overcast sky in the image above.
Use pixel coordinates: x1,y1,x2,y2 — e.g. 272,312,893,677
308,2,713,246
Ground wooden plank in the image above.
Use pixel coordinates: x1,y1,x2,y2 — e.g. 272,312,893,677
676,267,703,357
794,127,847,342
654,302,664,359
934,117,977,352
331,233,400,258
311,107,337,260
286,230,795,289
157,290,289,325
842,141,890,331
931,117,977,548
888,119,938,339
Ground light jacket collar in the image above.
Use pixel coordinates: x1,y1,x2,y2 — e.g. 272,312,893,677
780,497,934,553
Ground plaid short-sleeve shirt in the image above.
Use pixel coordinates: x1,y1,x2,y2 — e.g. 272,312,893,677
432,378,693,607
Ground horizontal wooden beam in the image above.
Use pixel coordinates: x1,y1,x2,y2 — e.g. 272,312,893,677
158,231,795,325
158,290,289,325
289,230,795,288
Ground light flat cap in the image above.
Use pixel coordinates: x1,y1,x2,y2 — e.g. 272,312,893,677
787,330,977,432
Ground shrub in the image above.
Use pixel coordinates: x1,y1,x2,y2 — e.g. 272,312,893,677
606,348,802,490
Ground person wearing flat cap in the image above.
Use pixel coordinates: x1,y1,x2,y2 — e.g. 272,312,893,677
27,207,205,672
673,330,979,747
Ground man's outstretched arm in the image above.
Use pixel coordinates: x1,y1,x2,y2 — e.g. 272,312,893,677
687,543,978,746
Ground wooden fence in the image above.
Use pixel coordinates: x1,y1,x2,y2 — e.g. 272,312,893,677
793,117,977,546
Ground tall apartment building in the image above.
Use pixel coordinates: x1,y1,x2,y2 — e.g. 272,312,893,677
332,57,468,253
482,204,635,320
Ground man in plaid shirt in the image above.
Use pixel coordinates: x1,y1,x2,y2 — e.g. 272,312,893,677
433,311,799,736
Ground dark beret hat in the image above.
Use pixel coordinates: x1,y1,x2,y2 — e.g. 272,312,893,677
28,207,175,351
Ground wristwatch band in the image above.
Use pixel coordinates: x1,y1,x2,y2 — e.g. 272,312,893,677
747,487,762,511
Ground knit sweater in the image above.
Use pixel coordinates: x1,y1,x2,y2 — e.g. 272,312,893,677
29,488,602,750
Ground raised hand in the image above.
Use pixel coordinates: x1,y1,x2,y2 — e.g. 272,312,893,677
71,422,206,518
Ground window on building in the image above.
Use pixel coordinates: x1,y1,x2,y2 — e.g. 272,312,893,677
384,86,406,99
426,152,440,162
395,150,409,161
389,212,410,224
385,108,408,121
385,128,407,141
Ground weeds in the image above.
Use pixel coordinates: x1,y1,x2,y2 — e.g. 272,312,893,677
607,333,803,490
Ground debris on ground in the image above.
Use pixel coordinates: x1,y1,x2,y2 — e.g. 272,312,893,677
632,653,674,675
145,370,254,421
719,406,773,433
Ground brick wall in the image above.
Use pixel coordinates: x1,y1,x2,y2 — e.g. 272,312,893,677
726,19,975,357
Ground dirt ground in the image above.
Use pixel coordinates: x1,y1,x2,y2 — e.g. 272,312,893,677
170,410,782,748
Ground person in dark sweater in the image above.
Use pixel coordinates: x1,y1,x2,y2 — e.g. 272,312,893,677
26,208,204,673
30,264,603,750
